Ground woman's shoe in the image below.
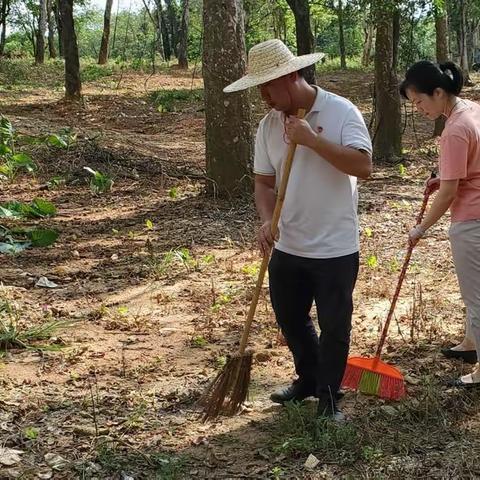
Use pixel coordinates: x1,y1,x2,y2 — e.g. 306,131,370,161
448,374,480,388
441,347,477,364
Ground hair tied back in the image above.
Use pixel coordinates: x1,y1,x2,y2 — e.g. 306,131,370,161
443,68,454,80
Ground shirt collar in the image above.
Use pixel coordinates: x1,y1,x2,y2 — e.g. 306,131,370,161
308,86,327,113
271,86,327,119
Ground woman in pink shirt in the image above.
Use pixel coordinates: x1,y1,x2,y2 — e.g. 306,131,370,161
401,60,480,387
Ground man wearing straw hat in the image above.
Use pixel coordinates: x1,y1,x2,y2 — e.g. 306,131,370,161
224,39,372,420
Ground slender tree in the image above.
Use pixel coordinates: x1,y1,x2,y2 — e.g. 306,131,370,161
373,0,402,162
285,0,315,84
165,0,178,57
98,0,114,64
434,0,449,136
53,0,63,57
177,0,189,68
337,0,347,69
203,0,252,197
35,0,47,64
0,0,11,57
459,0,472,84
362,2,374,67
46,0,56,58
155,0,171,61
58,0,81,100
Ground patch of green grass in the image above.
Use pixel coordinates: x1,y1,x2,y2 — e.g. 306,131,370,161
81,62,117,82
94,442,186,479
316,55,371,73
150,88,204,112
0,58,64,89
273,402,359,464
271,402,360,464
190,335,208,348
0,299,71,350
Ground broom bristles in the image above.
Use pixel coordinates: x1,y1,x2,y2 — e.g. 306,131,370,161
200,351,252,421
341,361,406,401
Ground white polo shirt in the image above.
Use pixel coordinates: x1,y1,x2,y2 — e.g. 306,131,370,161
254,86,372,259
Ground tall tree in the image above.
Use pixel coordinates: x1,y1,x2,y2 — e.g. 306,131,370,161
46,0,56,58
177,0,189,68
35,0,47,64
337,0,347,69
58,0,81,100
142,0,165,59
434,0,449,136
459,0,472,84
155,0,171,61
165,0,178,56
0,0,11,57
362,2,374,67
285,0,315,84
53,0,63,57
203,0,252,197
373,0,401,162
98,0,114,64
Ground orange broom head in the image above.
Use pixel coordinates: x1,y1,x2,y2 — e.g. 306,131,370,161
341,356,406,401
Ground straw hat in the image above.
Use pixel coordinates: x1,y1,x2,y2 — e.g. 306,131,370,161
223,39,325,93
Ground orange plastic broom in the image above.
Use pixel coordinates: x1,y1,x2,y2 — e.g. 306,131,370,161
342,177,434,400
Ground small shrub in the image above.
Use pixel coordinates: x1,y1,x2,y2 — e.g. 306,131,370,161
150,88,203,112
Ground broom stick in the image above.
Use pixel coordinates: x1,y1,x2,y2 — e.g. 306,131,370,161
200,109,306,420
238,108,306,355
374,175,434,362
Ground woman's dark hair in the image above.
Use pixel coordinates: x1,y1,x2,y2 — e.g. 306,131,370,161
399,60,464,99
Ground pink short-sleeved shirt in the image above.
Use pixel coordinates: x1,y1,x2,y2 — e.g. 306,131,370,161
439,99,480,222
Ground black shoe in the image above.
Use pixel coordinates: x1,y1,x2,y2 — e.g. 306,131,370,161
317,394,345,422
270,380,314,404
441,347,477,364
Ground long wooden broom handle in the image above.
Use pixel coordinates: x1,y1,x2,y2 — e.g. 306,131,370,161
375,173,435,358
238,108,306,354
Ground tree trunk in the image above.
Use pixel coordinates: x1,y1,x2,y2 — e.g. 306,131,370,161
156,0,171,61
0,0,10,57
165,0,178,57
203,0,252,198
35,0,47,64
154,8,165,59
285,0,315,84
142,0,164,58
362,2,374,67
459,0,472,84
337,0,346,69
98,0,114,64
46,0,56,58
0,20,5,56
392,7,400,71
177,0,189,68
53,0,63,57
59,0,81,100
434,6,449,136
373,0,402,162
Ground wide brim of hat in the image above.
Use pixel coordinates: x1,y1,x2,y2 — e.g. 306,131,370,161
223,52,325,93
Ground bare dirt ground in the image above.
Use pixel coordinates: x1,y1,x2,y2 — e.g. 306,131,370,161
2,65,480,480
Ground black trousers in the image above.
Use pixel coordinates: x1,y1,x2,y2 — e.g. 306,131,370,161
268,249,359,396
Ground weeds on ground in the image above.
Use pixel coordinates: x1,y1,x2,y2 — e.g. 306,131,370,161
0,294,70,350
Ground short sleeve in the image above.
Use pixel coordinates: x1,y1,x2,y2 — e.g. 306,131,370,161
440,134,469,180
253,119,275,175
341,106,373,155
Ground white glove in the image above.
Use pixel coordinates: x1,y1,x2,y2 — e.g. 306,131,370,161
409,224,426,245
